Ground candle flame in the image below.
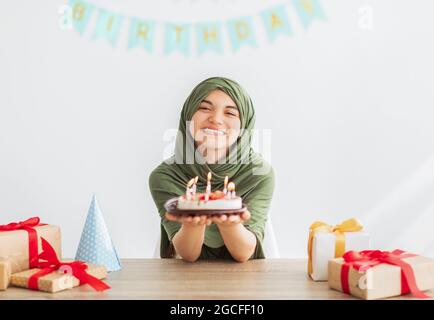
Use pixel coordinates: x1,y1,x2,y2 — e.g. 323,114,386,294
194,176,199,184
224,176,228,187
187,178,195,188
207,171,212,181
227,182,235,191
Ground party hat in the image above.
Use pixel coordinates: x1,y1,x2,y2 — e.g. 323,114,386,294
75,194,122,272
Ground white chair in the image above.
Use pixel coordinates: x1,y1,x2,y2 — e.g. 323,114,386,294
263,216,280,258
153,216,280,258
153,233,160,258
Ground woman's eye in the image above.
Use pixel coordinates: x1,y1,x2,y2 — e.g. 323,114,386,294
199,106,211,111
226,112,238,117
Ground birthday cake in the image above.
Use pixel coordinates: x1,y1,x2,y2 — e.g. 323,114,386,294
176,174,242,211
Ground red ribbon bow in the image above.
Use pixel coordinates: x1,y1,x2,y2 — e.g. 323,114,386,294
0,217,43,268
28,237,110,292
341,249,430,299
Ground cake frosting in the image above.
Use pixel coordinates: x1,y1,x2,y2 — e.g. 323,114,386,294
177,191,242,211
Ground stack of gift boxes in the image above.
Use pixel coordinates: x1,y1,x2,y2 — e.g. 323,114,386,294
308,218,434,299
0,217,110,293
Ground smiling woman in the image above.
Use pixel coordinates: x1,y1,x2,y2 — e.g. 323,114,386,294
149,77,275,262
189,90,241,164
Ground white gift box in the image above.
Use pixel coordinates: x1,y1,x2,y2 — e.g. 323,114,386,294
309,232,370,281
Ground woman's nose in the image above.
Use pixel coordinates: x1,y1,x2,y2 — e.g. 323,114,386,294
209,114,224,125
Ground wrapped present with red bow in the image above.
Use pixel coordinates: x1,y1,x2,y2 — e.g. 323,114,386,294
328,249,434,299
0,258,12,290
11,237,110,293
0,217,61,290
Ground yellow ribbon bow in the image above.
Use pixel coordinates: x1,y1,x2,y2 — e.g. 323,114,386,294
307,218,363,275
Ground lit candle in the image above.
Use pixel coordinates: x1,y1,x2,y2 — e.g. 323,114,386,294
191,176,198,197
186,178,195,200
205,172,212,201
223,176,228,195
227,182,235,199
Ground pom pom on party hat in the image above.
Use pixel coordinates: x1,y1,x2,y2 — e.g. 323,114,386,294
75,194,122,272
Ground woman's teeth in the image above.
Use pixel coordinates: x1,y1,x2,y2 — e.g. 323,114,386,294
202,128,226,136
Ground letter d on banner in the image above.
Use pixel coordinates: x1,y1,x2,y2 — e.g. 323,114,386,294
227,16,257,52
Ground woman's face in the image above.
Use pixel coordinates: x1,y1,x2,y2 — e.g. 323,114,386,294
189,89,241,154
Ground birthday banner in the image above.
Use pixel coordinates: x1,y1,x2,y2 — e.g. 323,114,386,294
64,0,326,56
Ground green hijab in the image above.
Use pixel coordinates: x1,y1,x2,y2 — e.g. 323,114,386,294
149,77,275,259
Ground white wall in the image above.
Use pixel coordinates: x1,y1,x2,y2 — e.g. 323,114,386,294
1,0,434,259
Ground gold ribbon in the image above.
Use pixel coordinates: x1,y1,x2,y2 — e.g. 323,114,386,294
307,218,363,275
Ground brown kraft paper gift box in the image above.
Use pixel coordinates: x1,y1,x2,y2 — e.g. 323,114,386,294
10,264,108,293
0,259,12,291
328,254,434,299
0,224,62,289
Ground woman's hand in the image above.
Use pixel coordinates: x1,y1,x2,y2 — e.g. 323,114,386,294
212,210,256,262
165,212,210,262
165,211,254,263
165,211,250,227
211,210,251,227
165,212,213,227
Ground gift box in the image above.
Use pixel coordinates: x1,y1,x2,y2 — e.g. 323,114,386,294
328,250,434,299
0,217,62,274
308,218,370,281
0,259,11,291
11,263,108,293
10,237,110,293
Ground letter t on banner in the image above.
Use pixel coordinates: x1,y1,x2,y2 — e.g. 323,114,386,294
164,23,191,57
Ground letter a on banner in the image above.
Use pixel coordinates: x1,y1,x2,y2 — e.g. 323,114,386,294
260,5,292,42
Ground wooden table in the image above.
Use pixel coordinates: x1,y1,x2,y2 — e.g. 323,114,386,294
1,259,432,300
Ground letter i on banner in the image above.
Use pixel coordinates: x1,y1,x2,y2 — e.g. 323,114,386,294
164,23,191,57
93,9,123,46
226,16,257,52
195,22,223,55
260,5,292,42
128,18,155,52
68,0,94,35
292,0,326,29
